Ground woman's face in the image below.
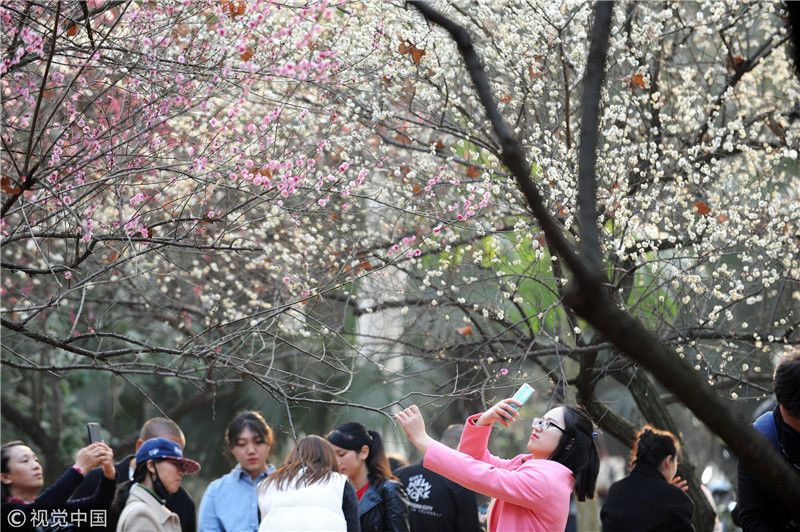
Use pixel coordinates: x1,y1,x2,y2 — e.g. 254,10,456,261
329,443,368,483
527,406,566,459
151,459,184,494
1,445,44,496
230,427,271,477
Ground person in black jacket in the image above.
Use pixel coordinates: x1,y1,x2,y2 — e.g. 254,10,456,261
600,426,694,531
70,417,197,532
2,440,116,531
735,349,800,531
327,422,410,532
395,424,480,532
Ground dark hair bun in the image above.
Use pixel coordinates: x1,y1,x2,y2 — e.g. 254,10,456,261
631,426,679,469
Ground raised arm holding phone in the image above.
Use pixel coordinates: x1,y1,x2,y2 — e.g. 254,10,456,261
2,436,116,530
395,392,599,532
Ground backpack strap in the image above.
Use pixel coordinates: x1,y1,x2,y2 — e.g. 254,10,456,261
753,410,780,450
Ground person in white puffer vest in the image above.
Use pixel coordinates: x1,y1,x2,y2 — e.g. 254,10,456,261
257,435,360,532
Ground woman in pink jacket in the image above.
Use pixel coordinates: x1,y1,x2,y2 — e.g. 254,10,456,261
395,399,599,532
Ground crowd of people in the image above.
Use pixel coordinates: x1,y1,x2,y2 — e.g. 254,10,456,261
1,350,798,531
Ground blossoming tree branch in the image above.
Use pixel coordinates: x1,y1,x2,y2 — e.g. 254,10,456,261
2,0,800,527
407,0,800,518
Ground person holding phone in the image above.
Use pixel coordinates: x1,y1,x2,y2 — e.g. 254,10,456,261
395,399,600,532
2,439,116,530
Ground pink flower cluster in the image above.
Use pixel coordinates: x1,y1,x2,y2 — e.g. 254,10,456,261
124,216,149,239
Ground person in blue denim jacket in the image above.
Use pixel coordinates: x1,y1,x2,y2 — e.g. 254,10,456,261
199,412,276,532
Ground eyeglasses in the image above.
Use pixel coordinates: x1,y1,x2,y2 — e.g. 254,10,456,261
531,417,565,432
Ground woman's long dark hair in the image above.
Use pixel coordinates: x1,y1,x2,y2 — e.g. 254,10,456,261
327,422,397,484
629,426,679,470
108,461,148,524
547,406,599,502
260,436,338,492
1,441,26,502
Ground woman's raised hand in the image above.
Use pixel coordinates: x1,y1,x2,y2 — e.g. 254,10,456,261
475,398,521,427
98,442,116,479
395,405,435,454
74,442,115,479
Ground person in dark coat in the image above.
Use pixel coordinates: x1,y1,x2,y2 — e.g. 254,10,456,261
600,426,694,531
2,440,116,531
395,424,480,532
735,349,800,531
327,422,410,532
70,417,197,532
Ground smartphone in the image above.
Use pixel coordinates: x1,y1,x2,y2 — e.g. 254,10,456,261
87,422,103,443
510,383,534,410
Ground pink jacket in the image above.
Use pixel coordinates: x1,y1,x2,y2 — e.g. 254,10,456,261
423,414,574,532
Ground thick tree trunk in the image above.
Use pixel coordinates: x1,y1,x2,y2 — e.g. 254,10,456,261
410,0,800,517
576,352,717,530
618,370,717,531
566,284,800,518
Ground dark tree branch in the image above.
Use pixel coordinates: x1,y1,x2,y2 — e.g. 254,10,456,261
568,292,800,517
586,399,637,446
1,396,55,456
407,0,598,286
113,382,244,449
79,2,96,48
693,30,790,145
22,2,59,179
576,1,612,271
1,318,184,359
787,1,800,80
2,0,127,77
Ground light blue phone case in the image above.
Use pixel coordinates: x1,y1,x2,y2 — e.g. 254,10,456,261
510,383,534,409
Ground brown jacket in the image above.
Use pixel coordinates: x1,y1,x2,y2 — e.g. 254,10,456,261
117,484,181,532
